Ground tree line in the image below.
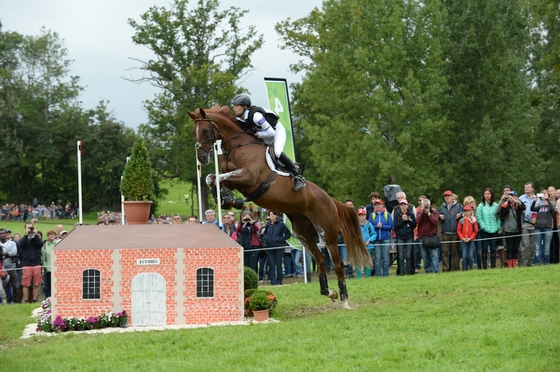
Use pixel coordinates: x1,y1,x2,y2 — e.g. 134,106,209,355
275,0,560,203
1,0,558,213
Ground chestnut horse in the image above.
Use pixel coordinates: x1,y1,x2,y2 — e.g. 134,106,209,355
188,106,371,306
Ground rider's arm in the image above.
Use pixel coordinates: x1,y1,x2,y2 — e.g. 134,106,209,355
252,112,276,140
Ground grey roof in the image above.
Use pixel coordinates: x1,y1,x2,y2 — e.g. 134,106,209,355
54,224,239,250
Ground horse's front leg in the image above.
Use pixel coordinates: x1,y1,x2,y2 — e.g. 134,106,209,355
206,170,249,210
205,169,245,188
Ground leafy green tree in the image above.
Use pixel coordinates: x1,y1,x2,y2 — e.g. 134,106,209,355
277,0,450,202
128,0,263,212
0,27,135,211
526,0,560,187
441,0,540,194
0,27,85,203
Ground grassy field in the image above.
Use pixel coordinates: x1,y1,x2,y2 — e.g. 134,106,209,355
1,265,558,371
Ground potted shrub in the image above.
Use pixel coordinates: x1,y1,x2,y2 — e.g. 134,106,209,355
120,137,155,224
248,290,277,322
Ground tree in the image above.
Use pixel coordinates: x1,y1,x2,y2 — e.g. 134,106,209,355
441,0,540,193
0,27,85,203
0,27,135,211
128,0,263,212
526,0,560,187
277,0,450,202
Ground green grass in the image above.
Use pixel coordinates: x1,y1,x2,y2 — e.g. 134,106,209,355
1,265,559,371
155,180,196,218
1,213,99,236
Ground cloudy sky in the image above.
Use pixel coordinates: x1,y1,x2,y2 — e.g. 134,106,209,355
1,0,322,128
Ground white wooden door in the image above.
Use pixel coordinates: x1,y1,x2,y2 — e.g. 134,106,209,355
131,272,166,326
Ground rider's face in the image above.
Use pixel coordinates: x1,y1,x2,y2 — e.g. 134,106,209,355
233,104,244,117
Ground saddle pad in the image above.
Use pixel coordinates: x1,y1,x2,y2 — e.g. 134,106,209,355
265,149,290,177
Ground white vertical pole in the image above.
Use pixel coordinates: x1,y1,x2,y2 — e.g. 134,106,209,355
214,140,222,227
76,141,83,225
302,246,308,284
121,157,129,225
196,149,203,223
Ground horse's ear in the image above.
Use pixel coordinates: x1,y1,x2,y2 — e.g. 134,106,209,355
199,108,206,118
187,110,197,120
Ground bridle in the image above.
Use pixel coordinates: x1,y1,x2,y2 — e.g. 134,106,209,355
193,115,221,158
194,114,266,167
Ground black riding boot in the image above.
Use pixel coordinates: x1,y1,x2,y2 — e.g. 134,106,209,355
482,252,488,269
279,152,306,191
490,253,497,268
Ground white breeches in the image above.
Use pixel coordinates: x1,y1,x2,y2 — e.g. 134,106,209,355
273,122,286,157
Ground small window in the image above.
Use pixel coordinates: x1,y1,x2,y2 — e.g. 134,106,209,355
82,269,101,300
196,268,214,298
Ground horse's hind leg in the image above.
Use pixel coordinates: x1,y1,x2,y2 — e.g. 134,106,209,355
324,228,350,306
288,215,333,299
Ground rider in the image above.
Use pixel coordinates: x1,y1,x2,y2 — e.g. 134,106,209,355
231,94,307,191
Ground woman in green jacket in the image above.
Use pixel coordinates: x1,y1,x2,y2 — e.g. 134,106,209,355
475,188,502,269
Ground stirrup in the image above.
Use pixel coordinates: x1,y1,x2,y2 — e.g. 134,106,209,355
293,176,307,191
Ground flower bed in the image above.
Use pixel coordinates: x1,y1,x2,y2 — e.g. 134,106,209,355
37,298,128,332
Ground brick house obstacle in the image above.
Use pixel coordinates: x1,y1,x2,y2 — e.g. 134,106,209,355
51,224,244,326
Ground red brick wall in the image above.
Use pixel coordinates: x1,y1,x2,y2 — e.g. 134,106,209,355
53,246,243,326
54,250,114,318
183,248,242,324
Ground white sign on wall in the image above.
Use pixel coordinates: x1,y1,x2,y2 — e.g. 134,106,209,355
136,258,160,266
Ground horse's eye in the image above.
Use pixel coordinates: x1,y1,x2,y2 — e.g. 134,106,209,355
202,128,210,136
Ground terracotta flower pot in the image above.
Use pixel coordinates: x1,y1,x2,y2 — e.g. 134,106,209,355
123,201,153,224
252,309,269,322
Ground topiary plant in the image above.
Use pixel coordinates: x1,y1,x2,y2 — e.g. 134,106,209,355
248,290,271,311
244,266,259,291
120,137,155,201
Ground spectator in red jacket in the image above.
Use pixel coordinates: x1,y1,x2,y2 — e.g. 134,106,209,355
457,205,479,271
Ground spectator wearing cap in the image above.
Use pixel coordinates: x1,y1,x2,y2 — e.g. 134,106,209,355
41,229,58,298
499,191,524,268
438,190,463,272
369,199,393,277
457,205,478,271
393,199,416,275
356,208,376,278
462,196,480,269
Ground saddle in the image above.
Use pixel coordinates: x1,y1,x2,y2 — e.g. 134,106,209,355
265,147,290,177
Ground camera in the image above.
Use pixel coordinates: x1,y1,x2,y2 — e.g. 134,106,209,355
243,218,251,223
537,193,544,198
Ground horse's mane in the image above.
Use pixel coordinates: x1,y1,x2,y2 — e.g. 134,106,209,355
200,105,237,123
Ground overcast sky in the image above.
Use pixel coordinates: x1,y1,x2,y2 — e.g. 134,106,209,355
1,0,322,128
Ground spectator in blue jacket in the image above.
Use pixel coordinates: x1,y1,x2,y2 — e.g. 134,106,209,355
369,200,393,276
357,208,376,278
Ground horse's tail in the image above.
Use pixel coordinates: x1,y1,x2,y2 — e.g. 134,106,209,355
335,200,373,268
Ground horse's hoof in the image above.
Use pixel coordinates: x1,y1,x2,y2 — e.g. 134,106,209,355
328,289,338,302
342,300,351,309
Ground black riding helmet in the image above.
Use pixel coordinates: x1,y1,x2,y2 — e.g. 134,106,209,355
231,94,251,107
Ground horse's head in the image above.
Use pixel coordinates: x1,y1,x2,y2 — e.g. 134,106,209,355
188,108,220,165
189,106,244,165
